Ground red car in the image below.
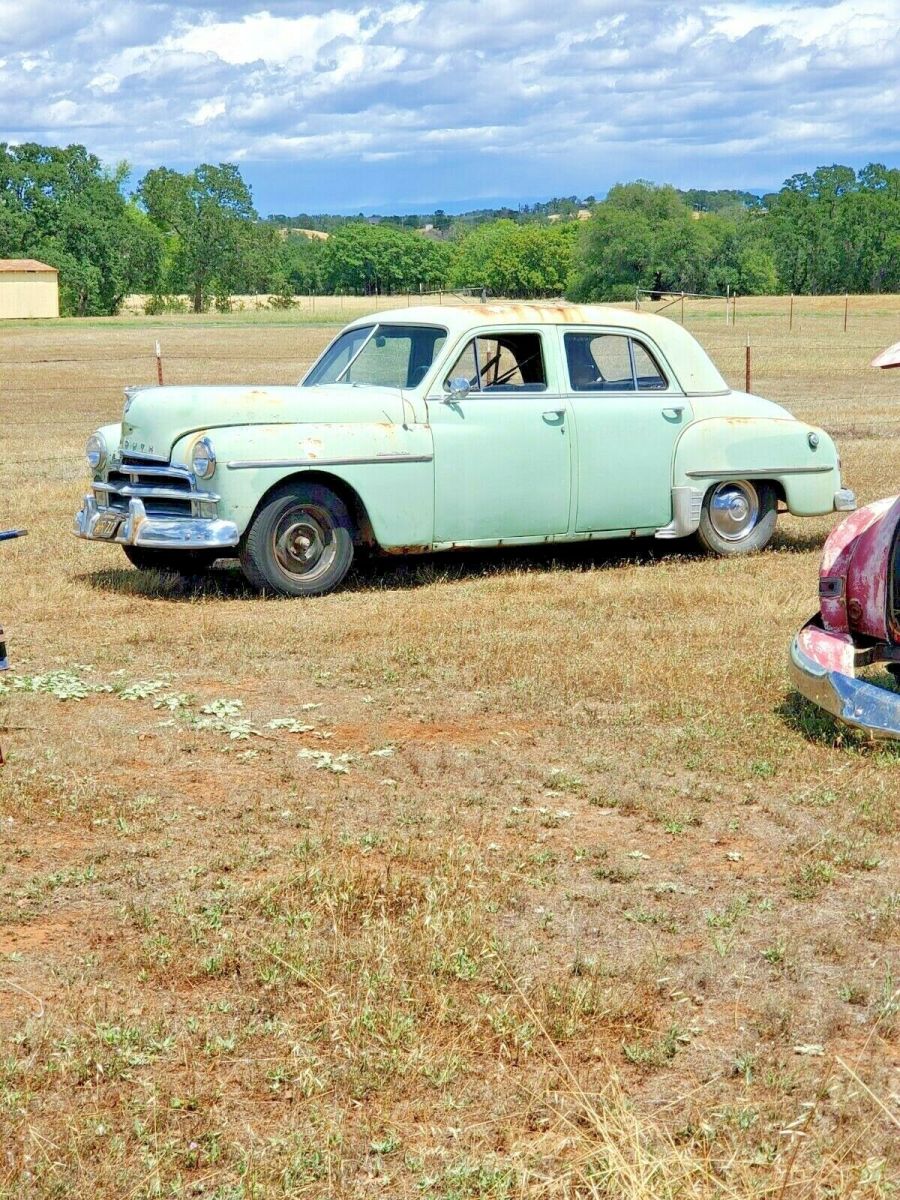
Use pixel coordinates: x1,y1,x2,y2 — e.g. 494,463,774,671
790,343,900,738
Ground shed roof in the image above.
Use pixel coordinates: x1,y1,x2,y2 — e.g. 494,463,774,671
0,259,59,274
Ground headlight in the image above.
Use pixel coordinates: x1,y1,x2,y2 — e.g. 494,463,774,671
192,437,216,479
86,433,107,472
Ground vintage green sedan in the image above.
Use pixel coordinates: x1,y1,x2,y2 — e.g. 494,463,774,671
75,303,855,595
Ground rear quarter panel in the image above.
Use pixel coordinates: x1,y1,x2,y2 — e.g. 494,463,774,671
673,417,841,515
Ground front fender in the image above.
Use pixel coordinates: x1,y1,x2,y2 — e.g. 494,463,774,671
170,422,435,548
673,417,842,516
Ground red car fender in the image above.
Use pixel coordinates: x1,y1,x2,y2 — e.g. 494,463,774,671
819,496,899,634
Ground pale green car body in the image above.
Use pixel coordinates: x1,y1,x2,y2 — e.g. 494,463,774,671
75,303,854,589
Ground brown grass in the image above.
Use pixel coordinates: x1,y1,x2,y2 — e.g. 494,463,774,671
0,294,898,1198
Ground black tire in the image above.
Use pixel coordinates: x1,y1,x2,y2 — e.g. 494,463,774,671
696,480,777,556
123,546,221,575
239,482,354,597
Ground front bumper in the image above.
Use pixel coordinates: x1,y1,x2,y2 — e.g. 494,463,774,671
789,617,900,739
74,494,239,551
834,488,857,512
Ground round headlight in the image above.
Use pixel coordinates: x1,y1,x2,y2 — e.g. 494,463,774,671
86,433,107,472
192,437,216,479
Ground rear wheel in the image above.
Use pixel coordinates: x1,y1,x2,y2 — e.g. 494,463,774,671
696,480,777,556
123,546,221,575
239,483,354,597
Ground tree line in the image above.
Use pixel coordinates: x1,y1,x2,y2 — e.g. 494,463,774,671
2,143,899,316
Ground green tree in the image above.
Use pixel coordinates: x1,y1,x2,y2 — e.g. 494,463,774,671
320,223,451,294
279,234,326,294
448,220,577,298
137,163,257,312
0,143,163,315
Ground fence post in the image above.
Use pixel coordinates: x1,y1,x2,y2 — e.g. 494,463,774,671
680,291,684,324
789,293,794,332
725,284,730,325
745,332,751,394
843,293,849,332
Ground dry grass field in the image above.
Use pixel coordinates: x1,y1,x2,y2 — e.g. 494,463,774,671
0,295,897,1199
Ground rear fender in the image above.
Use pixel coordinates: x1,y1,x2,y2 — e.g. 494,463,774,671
673,418,841,516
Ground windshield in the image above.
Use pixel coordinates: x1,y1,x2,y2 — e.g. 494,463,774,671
303,323,447,389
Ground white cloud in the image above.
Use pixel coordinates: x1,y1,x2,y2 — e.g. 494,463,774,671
0,0,898,208
188,98,227,126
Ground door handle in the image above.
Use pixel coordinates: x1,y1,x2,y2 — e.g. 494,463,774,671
662,406,685,419
542,409,565,420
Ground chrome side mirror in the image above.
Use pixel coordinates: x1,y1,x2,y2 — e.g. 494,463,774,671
445,377,471,402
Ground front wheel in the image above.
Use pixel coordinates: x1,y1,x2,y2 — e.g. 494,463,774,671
696,480,777,556
239,483,354,597
123,546,221,575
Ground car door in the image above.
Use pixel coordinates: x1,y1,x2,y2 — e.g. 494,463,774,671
426,327,571,543
560,327,692,532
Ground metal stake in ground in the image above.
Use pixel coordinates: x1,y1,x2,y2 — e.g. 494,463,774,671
155,339,163,386
0,527,27,764
745,332,752,393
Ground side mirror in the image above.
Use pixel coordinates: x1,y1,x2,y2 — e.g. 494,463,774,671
446,377,471,402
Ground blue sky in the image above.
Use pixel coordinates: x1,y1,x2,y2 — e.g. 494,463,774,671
1,0,898,214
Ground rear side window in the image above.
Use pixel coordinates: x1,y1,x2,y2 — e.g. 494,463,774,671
565,332,667,392
445,332,547,392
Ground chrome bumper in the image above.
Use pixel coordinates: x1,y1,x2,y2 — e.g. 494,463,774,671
789,617,900,739
834,488,857,512
74,494,239,551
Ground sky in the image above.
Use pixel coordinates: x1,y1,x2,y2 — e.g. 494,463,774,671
1,0,899,215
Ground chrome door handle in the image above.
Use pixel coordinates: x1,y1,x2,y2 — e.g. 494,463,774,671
662,406,685,418
542,409,565,420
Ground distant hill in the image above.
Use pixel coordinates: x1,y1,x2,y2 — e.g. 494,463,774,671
264,188,760,230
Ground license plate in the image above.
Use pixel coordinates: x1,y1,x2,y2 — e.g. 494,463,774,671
93,515,121,539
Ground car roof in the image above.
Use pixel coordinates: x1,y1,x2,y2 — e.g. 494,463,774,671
345,302,729,395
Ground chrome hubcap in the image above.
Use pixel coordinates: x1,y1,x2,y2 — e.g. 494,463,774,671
709,481,759,541
273,506,335,578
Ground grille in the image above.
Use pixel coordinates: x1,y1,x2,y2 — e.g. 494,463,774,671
95,454,217,519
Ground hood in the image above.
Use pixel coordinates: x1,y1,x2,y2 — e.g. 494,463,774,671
118,383,409,459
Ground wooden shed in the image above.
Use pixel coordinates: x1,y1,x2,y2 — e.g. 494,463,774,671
0,259,59,319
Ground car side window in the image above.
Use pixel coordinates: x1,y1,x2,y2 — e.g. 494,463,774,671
632,341,667,390
565,333,667,392
445,332,547,393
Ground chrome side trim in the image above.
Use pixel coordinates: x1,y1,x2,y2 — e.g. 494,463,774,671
74,495,239,551
655,485,704,539
225,453,434,470
686,466,832,479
